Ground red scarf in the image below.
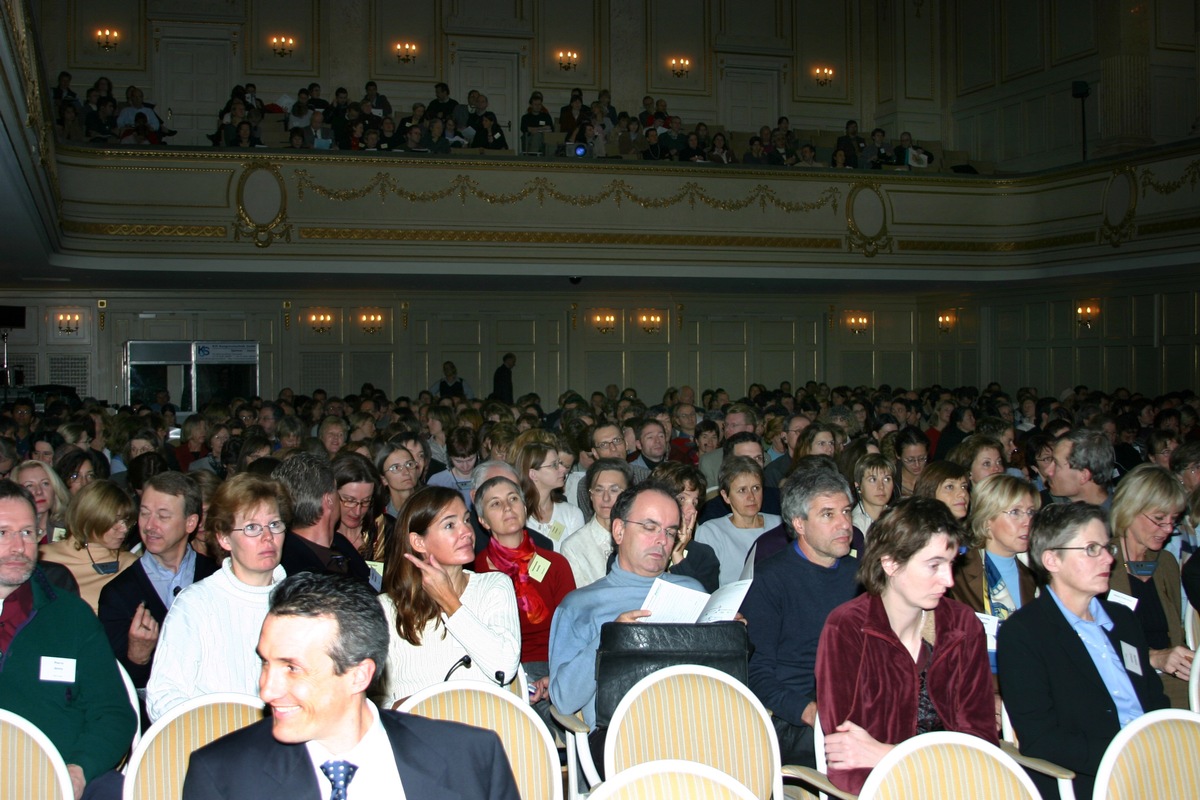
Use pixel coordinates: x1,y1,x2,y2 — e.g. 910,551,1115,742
486,532,549,625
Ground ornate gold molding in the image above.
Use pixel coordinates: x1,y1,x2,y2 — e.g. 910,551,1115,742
293,170,842,214
1099,167,1137,248
234,161,292,248
845,183,892,258
61,220,227,237
1139,158,1200,196
298,227,844,248
896,232,1096,252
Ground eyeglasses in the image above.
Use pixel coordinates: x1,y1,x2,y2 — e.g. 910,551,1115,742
231,520,286,537
69,471,95,484
339,495,372,509
623,518,680,542
589,485,625,497
385,461,418,473
901,456,928,466
1051,542,1119,558
1142,512,1179,530
1001,508,1037,520
537,460,563,471
112,518,132,532
594,437,623,451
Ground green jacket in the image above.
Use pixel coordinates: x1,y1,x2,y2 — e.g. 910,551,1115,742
0,568,136,781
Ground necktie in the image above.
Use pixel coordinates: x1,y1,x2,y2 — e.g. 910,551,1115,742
319,759,358,800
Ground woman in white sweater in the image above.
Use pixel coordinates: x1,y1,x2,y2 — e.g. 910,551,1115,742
376,486,520,707
146,473,288,721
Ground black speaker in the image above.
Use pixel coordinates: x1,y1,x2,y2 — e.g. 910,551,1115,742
0,306,26,329
1072,81,1090,99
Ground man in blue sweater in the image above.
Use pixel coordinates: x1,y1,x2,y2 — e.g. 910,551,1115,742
549,482,703,734
740,469,860,767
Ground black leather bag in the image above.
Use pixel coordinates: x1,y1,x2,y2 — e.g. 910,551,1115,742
593,621,750,728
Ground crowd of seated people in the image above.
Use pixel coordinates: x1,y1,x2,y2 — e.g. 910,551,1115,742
2,373,1197,797
51,67,950,168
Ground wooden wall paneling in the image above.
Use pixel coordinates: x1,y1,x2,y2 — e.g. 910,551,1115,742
197,317,247,340
583,350,624,393
1161,344,1195,391
246,0,319,77
1048,345,1073,386
142,316,191,340
995,347,1021,389
1049,0,1096,65
792,1,851,103
956,0,996,95
876,2,895,105
1161,291,1195,338
1131,345,1160,394
840,350,875,387
627,350,670,402
493,316,537,399
1025,94,1048,153
436,316,484,396
1024,346,1049,390
715,0,786,52
1075,344,1101,387
370,0,437,81
299,351,343,396
535,0,599,89
1102,345,1131,390
901,0,935,102
1153,0,1195,52
1000,0,1044,82
1103,294,1132,339
349,351,393,394
1131,294,1156,339
1049,299,1074,341
258,350,274,399
875,309,914,345
646,0,709,96
69,0,145,72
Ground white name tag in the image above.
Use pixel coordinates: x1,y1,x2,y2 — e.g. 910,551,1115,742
1120,641,1143,676
366,561,384,593
40,657,77,683
1107,590,1138,611
976,612,1000,652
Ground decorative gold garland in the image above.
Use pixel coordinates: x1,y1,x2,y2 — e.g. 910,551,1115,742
292,170,841,214
1139,159,1200,196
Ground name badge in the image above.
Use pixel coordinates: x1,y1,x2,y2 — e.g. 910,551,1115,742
40,657,77,683
527,554,551,583
849,549,858,559
1107,590,1138,611
1120,641,1143,676
365,561,384,593
976,612,1001,652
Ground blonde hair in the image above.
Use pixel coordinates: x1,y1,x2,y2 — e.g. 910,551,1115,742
65,480,134,549
1110,463,1186,537
967,474,1040,549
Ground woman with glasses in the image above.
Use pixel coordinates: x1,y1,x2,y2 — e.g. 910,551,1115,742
188,422,231,479
38,480,137,612
376,486,520,706
817,497,995,794
561,458,632,588
1145,429,1180,469
146,473,289,721
333,452,389,563
894,428,931,498
375,442,421,517
54,447,110,496
998,502,1168,799
516,441,584,550
1107,463,1192,707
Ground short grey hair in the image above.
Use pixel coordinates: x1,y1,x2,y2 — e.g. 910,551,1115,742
1060,429,1116,489
1029,501,1108,582
471,459,519,490
780,469,852,528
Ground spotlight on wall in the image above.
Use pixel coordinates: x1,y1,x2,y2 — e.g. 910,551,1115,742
592,311,616,335
309,312,333,334
637,311,663,335
670,58,690,78
57,312,81,335
96,29,119,52
845,312,869,335
558,50,579,71
359,312,384,335
271,36,295,57
937,310,955,334
814,66,834,86
1076,301,1099,330
395,42,417,63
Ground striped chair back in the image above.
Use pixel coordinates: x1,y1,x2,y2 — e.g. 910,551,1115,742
587,759,760,800
603,665,782,800
399,682,561,800
859,732,1039,799
122,693,264,800
1093,709,1200,800
0,709,73,800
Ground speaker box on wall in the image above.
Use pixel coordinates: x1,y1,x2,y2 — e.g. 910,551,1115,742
0,306,27,329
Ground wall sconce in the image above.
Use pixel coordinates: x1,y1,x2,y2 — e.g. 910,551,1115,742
845,312,869,335
271,36,295,57
1076,301,1099,330
637,311,663,335
395,42,417,63
670,58,690,78
309,312,333,334
57,313,81,335
592,311,616,335
558,50,579,71
813,66,834,86
359,312,384,335
96,29,119,52
937,310,955,334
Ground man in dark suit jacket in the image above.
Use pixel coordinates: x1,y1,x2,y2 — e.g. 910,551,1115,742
182,573,519,800
997,503,1169,800
98,472,218,689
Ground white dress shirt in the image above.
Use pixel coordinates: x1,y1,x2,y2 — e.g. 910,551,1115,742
305,701,405,799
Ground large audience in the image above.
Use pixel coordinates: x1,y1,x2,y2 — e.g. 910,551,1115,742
2,370,1198,797
51,69,940,169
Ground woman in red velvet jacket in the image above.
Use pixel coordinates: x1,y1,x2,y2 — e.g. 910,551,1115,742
816,497,996,794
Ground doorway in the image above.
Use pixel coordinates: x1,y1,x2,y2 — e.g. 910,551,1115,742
454,51,520,135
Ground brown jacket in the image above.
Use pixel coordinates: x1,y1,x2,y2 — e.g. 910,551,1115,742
950,547,1040,614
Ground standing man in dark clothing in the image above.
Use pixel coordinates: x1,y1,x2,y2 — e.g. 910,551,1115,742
493,353,516,403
